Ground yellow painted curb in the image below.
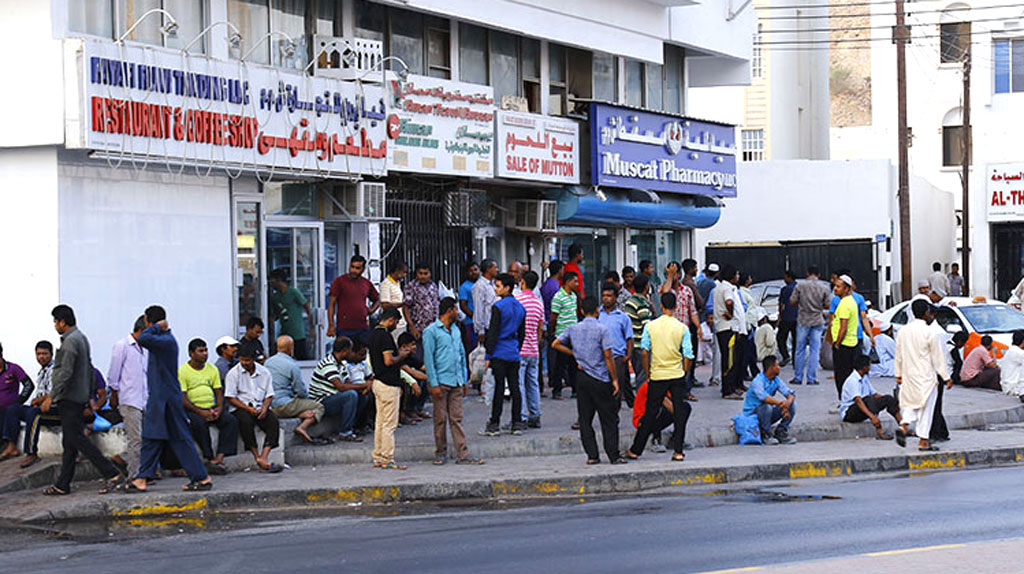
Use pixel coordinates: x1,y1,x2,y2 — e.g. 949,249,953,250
670,471,727,486
492,480,575,496
908,453,965,471
112,497,208,517
789,461,850,479
307,486,400,503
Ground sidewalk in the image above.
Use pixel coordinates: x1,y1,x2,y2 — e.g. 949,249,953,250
5,424,1024,524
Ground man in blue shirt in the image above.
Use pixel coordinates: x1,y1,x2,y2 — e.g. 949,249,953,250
840,354,899,440
553,296,623,465
424,297,482,465
697,263,718,318
742,355,797,445
777,270,798,366
458,261,480,350
481,274,526,437
599,282,634,407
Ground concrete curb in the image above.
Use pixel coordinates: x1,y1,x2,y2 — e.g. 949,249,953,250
22,444,1024,524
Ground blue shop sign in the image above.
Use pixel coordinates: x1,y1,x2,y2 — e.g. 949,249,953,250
590,103,737,198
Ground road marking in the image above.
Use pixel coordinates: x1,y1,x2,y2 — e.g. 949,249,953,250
864,543,967,557
693,567,764,574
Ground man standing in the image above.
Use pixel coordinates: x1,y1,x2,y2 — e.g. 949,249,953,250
225,341,282,473
830,275,862,399
928,262,951,295
129,306,211,493
405,264,439,345
564,244,586,298
105,316,148,480
682,259,704,386
473,259,499,342
266,335,328,444
213,336,238,383
459,261,480,351
776,270,798,366
948,263,964,297
481,274,527,436
619,266,636,310
789,266,832,386
541,260,564,394
742,356,797,445
624,274,654,393
268,269,315,360
550,271,581,399
508,261,524,295
423,297,481,465
309,337,369,442
713,265,746,400
600,282,635,408
45,305,123,496
179,338,239,475
516,271,545,427
553,296,623,465
639,260,660,305
241,317,266,364
328,255,380,341
369,308,419,470
626,292,694,462
696,263,718,320
895,300,952,450
381,261,411,336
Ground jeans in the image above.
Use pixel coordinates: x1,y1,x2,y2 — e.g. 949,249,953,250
519,355,542,420
322,390,360,435
755,400,796,437
490,358,522,425
794,324,824,384
576,372,620,462
1,404,42,455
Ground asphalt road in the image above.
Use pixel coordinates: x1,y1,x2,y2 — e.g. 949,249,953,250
6,466,1024,573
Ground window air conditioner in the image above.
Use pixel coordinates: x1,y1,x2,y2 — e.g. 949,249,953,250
337,181,386,218
507,200,558,233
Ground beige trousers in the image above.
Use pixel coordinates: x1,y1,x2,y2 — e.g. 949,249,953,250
372,380,401,465
273,398,324,422
432,385,467,459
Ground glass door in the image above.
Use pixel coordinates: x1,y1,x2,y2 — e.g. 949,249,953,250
235,199,263,342
266,223,324,361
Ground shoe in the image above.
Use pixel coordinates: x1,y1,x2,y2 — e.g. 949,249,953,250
571,422,581,430
724,392,745,400
691,381,706,388
511,422,527,435
478,423,500,437
806,381,820,386
828,405,839,415
775,431,797,445
709,379,721,387
501,422,512,431
527,417,541,429
683,442,694,451
779,358,790,367
762,436,780,445
651,434,668,453
789,378,803,386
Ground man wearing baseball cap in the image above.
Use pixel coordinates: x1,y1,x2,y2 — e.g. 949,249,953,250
830,274,861,399
214,336,239,383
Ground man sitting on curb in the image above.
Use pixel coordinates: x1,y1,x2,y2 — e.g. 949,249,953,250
309,337,369,442
742,355,797,445
840,354,900,440
225,341,283,473
179,338,239,475
266,335,330,444
961,335,1001,390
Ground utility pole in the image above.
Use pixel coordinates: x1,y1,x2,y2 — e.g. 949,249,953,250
895,0,912,300
961,51,971,296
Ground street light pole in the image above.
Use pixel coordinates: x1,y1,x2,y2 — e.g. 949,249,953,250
961,51,971,296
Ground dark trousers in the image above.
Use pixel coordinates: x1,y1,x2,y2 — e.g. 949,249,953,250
930,377,949,441
2,404,43,454
489,358,522,425
743,333,759,378
842,394,900,423
631,347,649,390
686,324,699,389
234,409,281,452
54,400,119,491
551,350,578,396
833,344,859,399
186,409,239,460
614,356,634,406
776,321,797,362
961,367,1002,391
718,330,744,396
576,372,620,462
630,378,693,455
139,402,209,482
293,338,309,361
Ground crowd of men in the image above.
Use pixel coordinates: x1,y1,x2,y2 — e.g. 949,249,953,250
0,253,1003,494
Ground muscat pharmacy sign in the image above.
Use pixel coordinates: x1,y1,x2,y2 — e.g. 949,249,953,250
590,103,737,197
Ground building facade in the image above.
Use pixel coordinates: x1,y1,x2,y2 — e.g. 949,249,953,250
0,0,753,371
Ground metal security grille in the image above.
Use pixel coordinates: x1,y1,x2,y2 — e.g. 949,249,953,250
381,186,474,292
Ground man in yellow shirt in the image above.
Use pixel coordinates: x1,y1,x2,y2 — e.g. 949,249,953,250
830,274,861,400
179,338,239,475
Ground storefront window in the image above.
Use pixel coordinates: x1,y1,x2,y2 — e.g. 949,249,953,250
266,226,320,360
630,229,680,287
459,23,488,84
560,229,613,297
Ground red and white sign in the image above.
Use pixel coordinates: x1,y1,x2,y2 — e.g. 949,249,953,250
495,110,579,184
987,162,1024,222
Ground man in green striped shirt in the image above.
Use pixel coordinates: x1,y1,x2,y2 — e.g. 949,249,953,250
310,338,371,441
625,273,654,390
549,272,580,398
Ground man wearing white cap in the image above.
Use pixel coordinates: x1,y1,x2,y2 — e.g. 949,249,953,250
870,322,896,378
830,275,861,399
753,309,777,363
214,336,239,383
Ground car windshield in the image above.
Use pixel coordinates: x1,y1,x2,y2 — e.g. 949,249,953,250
959,305,1024,333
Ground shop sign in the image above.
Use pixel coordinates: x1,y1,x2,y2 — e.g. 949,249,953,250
65,38,388,177
386,75,493,177
590,102,737,197
495,110,579,184
987,163,1024,222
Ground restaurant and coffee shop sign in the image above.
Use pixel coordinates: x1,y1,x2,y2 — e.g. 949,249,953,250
64,37,389,176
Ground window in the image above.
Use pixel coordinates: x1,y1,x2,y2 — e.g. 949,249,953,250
426,19,451,78
664,46,684,114
69,0,114,38
940,22,970,63
69,0,204,52
593,52,617,102
490,30,519,103
390,8,424,75
354,0,385,43
625,59,643,107
459,22,488,84
645,62,663,110
752,23,764,78
522,38,541,112
549,43,567,116
741,129,765,162
994,39,1024,94
316,0,337,36
228,0,270,63
354,3,449,78
228,0,308,68
942,107,970,167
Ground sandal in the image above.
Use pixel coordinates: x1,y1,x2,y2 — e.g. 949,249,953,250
379,461,407,470
586,459,600,465
672,453,686,462
876,433,894,441
685,394,699,402
918,445,940,452
433,456,447,465
0,451,18,463
43,485,69,496
20,455,40,469
338,434,363,442
895,428,907,448
261,463,284,474
455,458,485,465
611,458,628,465
121,480,146,493
182,480,213,492
99,475,126,495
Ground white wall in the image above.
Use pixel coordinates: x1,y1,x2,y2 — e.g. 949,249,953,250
0,147,60,371
57,157,234,369
908,174,957,291
0,0,64,147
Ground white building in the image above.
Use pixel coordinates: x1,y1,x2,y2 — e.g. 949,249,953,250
0,0,754,372
831,0,1024,299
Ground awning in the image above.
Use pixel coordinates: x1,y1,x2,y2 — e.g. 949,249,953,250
547,187,721,230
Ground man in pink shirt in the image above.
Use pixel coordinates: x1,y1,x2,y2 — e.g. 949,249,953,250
960,336,1001,390
517,271,545,428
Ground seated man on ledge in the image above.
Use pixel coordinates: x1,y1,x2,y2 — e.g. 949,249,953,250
742,355,797,445
840,353,900,440
960,335,1001,390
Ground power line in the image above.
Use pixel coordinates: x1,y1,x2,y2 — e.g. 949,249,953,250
756,24,1024,45
756,1,1024,21
760,13,1024,34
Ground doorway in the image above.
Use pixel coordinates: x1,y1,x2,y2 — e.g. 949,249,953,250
266,223,324,362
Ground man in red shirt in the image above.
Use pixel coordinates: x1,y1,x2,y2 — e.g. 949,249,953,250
328,255,381,343
564,244,585,299
632,381,676,453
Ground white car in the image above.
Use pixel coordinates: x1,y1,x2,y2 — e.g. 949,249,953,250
875,297,1024,356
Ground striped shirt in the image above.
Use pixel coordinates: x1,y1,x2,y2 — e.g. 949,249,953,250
550,288,578,336
309,355,346,402
516,289,545,357
624,294,653,345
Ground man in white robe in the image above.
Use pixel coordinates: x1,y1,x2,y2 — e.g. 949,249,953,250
894,300,951,451
869,323,896,378
999,331,1024,398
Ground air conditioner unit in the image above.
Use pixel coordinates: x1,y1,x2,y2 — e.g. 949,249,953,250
444,192,473,227
507,200,558,233
333,181,386,218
